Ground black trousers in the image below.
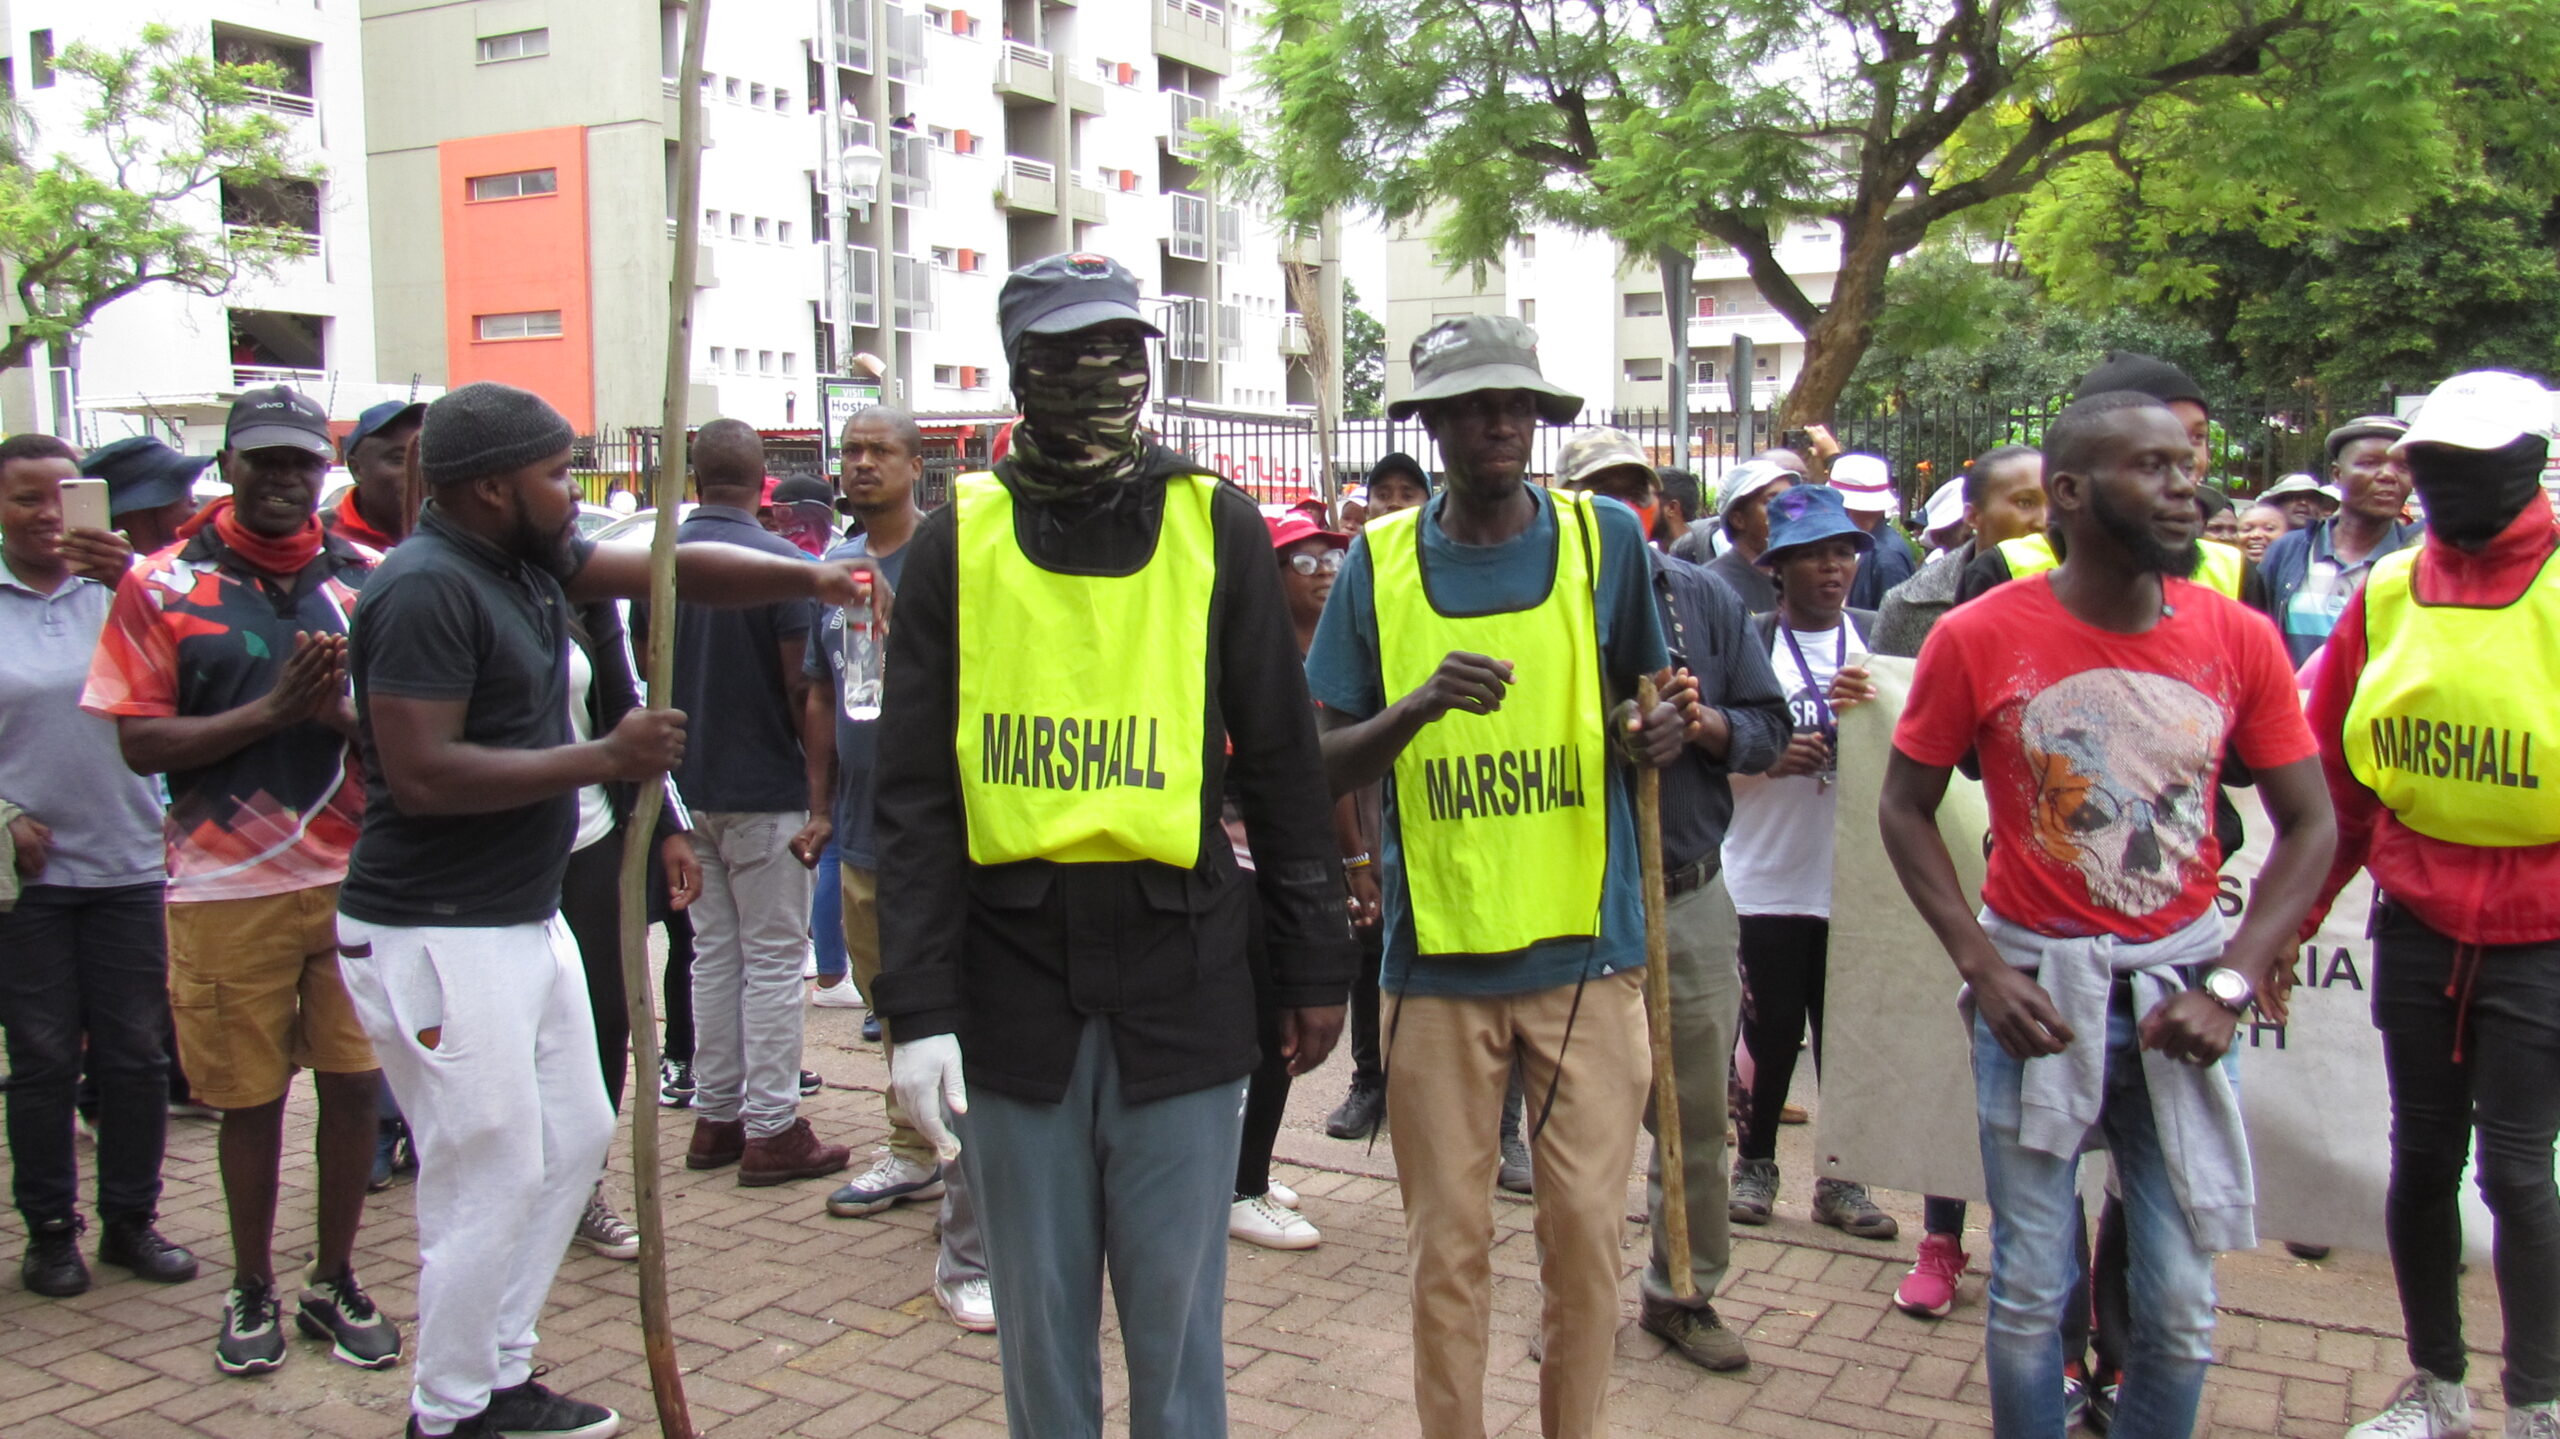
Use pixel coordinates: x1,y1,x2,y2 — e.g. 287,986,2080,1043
661,907,697,1066
0,883,171,1222
1736,913,1828,1162
560,838,632,1113
1345,924,1384,1087
1236,893,1289,1197
2374,902,2560,1406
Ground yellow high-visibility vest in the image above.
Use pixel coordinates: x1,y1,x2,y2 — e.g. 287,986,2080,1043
2342,546,2560,846
1370,488,1609,957
952,469,1216,866
1995,532,2242,598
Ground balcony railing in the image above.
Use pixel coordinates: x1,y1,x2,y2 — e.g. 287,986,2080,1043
242,85,316,118
1000,156,1059,214
1279,314,1311,357
890,131,932,206
1152,0,1231,74
1069,178,1108,223
1166,91,1225,158
1163,295,1210,363
993,42,1057,104
1684,379,1788,409
846,243,880,329
885,6,928,80
1215,203,1241,262
832,0,874,70
233,365,326,389
893,253,934,331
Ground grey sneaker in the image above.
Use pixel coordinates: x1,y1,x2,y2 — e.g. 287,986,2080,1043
2346,1372,2472,1438
1729,1158,1778,1225
1497,1133,1533,1197
2508,1399,2558,1439
215,1276,288,1375
1638,1297,1750,1372
574,1184,640,1260
825,1149,945,1217
1812,1177,1899,1239
296,1262,401,1369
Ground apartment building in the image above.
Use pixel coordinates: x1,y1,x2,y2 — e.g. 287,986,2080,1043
1383,218,1844,446
0,0,411,450
360,0,1338,447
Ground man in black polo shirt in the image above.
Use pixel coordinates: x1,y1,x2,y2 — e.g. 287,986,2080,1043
338,382,884,1439
642,420,847,1187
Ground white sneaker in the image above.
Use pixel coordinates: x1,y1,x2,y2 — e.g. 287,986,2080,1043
802,945,819,979
1229,1192,1320,1250
2510,1401,2560,1439
2348,1374,2473,1439
937,1276,996,1333
1267,1180,1299,1209
810,977,865,1009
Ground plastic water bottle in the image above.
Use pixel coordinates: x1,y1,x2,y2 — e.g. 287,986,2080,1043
837,602,882,722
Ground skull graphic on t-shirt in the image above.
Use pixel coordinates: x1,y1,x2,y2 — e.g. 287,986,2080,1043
2019,669,2223,917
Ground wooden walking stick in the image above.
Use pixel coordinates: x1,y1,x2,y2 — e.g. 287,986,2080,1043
1635,675,1695,1299
614,1,712,1434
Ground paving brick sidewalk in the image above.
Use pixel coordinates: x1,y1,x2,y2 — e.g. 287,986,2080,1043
0,1000,2506,1438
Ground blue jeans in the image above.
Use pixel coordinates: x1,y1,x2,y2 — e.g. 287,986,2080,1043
810,835,846,982
1974,992,2218,1439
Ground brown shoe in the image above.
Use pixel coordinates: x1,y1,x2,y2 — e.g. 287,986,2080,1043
685,1118,746,1170
739,1118,852,1187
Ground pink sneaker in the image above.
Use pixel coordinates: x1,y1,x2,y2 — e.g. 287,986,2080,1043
1894,1232,1967,1319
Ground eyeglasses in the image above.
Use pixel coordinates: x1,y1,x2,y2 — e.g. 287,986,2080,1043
1285,550,1344,576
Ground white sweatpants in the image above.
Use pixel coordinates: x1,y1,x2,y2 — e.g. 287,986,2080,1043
336,912,613,1434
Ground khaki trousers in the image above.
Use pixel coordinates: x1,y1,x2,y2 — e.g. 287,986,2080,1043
1386,967,1651,1439
840,864,931,1167
1641,880,1742,1307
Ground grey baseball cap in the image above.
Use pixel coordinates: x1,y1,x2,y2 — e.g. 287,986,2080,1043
1387,315,1581,425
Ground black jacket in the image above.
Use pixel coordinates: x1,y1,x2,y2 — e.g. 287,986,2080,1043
872,449,1359,1104
569,600,690,920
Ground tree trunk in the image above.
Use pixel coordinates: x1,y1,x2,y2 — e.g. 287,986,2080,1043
1778,225,1895,429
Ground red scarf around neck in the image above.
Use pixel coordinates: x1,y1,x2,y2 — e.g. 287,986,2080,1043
178,497,324,577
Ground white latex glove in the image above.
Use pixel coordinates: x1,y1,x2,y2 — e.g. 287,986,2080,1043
890,1032,969,1162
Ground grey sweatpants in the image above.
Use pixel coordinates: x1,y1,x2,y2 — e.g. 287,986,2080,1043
955,1017,1247,1439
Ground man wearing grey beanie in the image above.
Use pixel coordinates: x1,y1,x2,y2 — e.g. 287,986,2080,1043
336,382,890,1439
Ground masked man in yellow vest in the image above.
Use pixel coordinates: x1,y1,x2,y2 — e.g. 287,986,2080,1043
869,253,1356,1439
1307,316,1688,1439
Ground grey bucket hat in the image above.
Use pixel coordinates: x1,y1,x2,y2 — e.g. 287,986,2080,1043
1387,315,1582,425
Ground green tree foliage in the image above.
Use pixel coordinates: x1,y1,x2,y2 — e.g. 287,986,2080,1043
1341,278,1385,419
0,24,318,373
1219,0,2560,426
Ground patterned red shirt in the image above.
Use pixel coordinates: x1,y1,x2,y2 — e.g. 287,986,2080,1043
82,530,376,901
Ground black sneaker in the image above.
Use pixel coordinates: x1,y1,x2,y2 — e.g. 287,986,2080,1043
483,1369,620,1438
98,1214,198,1283
860,1014,882,1043
20,1213,89,1297
296,1262,402,1369
1324,1079,1385,1140
799,1069,823,1098
657,1059,693,1110
215,1276,288,1375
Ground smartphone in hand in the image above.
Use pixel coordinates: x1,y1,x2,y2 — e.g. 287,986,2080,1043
61,477,109,534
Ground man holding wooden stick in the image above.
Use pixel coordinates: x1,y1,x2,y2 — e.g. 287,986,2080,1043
338,382,884,1439
1307,317,1687,1439
1558,428,1790,1372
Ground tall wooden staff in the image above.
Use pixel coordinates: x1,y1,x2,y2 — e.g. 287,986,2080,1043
1635,676,1694,1298
614,0,712,1433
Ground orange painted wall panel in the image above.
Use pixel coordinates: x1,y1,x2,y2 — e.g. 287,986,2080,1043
439,127,595,431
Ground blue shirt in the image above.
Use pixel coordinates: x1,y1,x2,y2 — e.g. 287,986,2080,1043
642,505,813,813
804,534,909,868
0,570,163,888
1306,487,1667,997
2259,518,2419,667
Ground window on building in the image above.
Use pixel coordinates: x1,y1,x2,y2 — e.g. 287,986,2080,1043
477,310,564,341
933,364,958,387
1622,358,1665,383
774,88,790,112
467,168,559,202
704,207,721,232
750,83,767,107
1694,359,1719,384
700,72,715,93
760,350,775,373
928,125,953,150
726,77,742,100
475,28,549,64
931,245,955,268
781,353,796,376
1518,299,1537,325
29,29,53,88
709,347,725,371
777,220,793,244
222,177,323,235
729,214,744,237
1623,291,1664,318
1515,234,1535,260
754,216,770,241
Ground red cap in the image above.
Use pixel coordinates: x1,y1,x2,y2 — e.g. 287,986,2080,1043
758,475,780,507
1267,512,1348,551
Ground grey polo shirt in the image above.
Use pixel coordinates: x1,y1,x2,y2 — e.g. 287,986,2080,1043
0,568,165,888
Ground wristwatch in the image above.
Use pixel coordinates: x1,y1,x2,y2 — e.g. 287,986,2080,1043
2200,966,2255,1015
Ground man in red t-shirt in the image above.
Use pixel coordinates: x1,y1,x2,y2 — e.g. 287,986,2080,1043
1878,391,2336,1439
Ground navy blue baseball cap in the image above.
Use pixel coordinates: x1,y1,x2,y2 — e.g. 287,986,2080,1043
81,436,213,517
343,398,427,461
998,252,1163,356
1757,482,1876,568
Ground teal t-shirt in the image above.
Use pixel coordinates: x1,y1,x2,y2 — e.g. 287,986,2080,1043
1304,487,1667,997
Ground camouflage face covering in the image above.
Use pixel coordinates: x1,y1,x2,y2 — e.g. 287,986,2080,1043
1008,332,1151,495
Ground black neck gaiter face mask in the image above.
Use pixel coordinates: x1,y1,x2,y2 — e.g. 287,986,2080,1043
1007,332,1152,499
2409,436,2547,550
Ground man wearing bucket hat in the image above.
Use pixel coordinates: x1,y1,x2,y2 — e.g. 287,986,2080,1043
82,436,211,557
1831,453,1919,609
2258,414,2418,668
1682,457,1797,610
1307,316,1687,1437
1557,425,1790,1372
2259,471,2339,531
869,253,1354,1438
2303,371,2560,1439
